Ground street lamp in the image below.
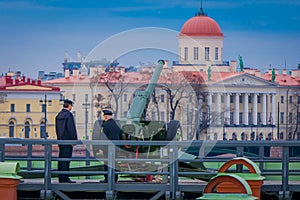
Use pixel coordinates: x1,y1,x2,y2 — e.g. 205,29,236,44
40,94,52,140
82,94,90,140
286,87,292,140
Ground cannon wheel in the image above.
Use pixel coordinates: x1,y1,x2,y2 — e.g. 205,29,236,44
166,120,182,141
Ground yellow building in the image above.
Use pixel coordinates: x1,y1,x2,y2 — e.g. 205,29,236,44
0,75,62,139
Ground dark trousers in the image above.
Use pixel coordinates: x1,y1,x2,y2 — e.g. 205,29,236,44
58,145,73,181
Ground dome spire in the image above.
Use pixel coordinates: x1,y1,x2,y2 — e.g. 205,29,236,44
197,0,207,16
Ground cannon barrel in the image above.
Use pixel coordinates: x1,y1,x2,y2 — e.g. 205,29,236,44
126,60,165,121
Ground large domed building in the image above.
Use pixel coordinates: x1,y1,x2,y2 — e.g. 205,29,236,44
174,6,236,72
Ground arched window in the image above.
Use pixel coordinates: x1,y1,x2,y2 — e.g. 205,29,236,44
267,132,273,141
259,132,264,140
206,133,210,140
241,132,246,141
279,132,284,140
250,132,255,141
40,121,45,138
9,121,15,138
223,132,227,140
232,132,237,140
25,121,30,138
214,133,218,140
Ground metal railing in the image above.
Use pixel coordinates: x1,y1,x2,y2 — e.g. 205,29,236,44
0,139,300,200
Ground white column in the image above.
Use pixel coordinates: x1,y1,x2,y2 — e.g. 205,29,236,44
234,93,240,125
225,93,230,125
253,93,258,126
216,93,221,125
271,93,276,125
262,93,267,126
207,93,212,116
244,93,249,126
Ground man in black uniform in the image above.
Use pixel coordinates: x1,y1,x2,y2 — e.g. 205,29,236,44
101,109,122,182
55,99,78,183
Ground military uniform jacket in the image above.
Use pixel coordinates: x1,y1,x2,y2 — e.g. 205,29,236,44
55,109,78,141
102,119,122,140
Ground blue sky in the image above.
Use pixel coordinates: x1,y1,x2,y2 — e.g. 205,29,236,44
0,0,299,78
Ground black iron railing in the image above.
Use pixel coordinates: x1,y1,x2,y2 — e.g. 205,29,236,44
0,139,300,200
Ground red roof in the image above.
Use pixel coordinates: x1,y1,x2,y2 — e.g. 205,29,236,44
43,71,300,87
180,15,223,37
257,74,300,86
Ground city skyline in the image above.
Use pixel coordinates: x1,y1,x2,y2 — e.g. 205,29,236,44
0,0,299,78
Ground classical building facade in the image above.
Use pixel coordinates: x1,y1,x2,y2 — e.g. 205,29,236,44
0,75,61,139
42,6,300,141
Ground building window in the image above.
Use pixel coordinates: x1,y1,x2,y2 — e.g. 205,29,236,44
250,132,255,140
205,47,210,61
221,95,224,103
289,112,293,124
230,112,234,124
230,96,233,103
161,95,165,103
9,121,14,138
257,112,261,124
194,47,198,60
280,132,284,140
249,96,252,103
239,95,243,103
215,47,219,60
223,132,227,140
151,111,156,120
201,95,206,103
257,95,261,103
289,96,293,103
10,104,15,112
25,121,30,138
249,112,252,125
214,133,218,140
281,96,284,103
124,94,127,102
211,95,215,103
26,104,30,112
239,112,243,124
40,121,45,138
42,104,46,112
184,47,188,61
288,132,292,140
161,112,165,121
241,132,246,141
280,112,284,124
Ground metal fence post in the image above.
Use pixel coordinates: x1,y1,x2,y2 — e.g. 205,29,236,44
0,143,4,162
27,144,32,171
40,141,53,200
280,146,290,200
170,144,180,200
106,143,115,200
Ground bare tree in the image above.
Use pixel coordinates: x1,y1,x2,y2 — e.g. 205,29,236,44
160,71,191,121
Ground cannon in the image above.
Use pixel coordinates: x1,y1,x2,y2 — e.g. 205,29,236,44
92,60,182,157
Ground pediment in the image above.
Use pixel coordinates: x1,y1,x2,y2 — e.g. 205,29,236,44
217,73,278,87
